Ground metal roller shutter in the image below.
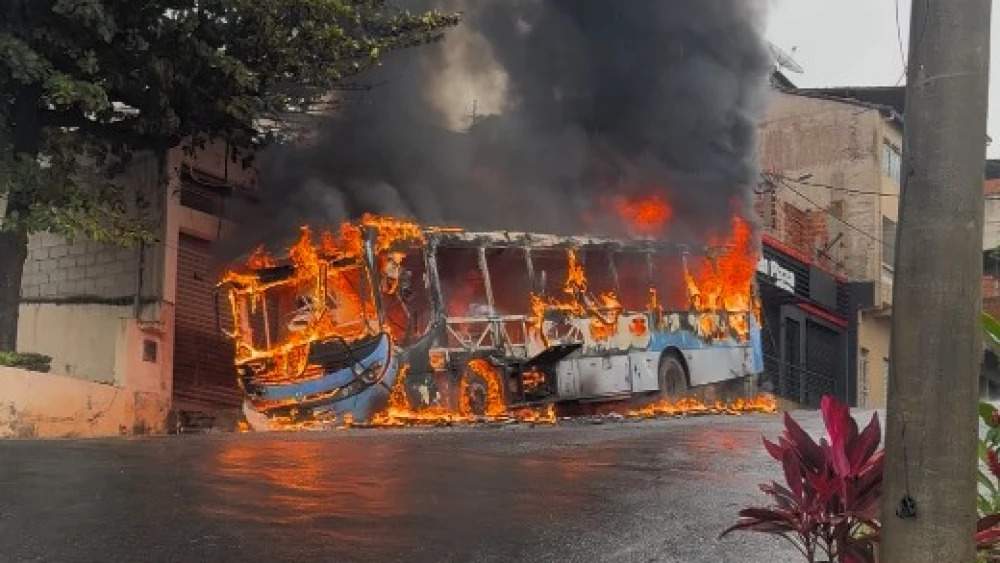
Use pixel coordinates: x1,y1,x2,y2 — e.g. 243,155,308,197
173,234,242,408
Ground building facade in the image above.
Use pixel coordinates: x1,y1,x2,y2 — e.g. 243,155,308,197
757,236,851,407
756,84,904,408
1,141,252,437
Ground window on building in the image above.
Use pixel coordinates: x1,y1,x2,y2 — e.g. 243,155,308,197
859,348,870,408
882,216,897,267
882,141,902,184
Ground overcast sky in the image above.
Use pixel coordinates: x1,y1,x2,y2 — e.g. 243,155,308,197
767,0,1000,157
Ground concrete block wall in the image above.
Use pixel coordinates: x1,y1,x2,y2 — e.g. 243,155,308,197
20,232,139,300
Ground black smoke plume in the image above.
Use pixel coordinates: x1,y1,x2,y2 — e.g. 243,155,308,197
225,0,771,257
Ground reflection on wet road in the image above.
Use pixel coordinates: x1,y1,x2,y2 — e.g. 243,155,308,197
0,413,821,562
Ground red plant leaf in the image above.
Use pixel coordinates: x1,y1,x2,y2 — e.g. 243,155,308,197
821,395,850,441
976,526,1000,549
763,436,785,461
852,473,884,519
988,448,1000,481
782,448,804,499
761,482,799,510
803,469,838,505
738,507,794,520
720,508,798,538
783,412,825,471
848,412,881,472
821,395,853,477
980,514,1000,533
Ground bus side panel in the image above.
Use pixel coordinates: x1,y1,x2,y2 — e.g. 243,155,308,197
556,359,580,399
646,328,706,354
577,355,631,397
684,345,754,387
629,350,659,392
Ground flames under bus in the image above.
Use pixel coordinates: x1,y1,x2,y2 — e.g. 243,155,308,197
217,219,764,429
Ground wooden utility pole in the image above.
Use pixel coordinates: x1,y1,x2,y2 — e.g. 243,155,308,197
880,1,992,561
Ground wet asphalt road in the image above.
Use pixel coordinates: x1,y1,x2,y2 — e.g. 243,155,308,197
0,412,829,563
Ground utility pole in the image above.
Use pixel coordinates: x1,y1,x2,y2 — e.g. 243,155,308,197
880,1,991,562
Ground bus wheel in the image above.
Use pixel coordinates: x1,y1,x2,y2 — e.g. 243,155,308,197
459,359,506,417
460,368,490,416
658,352,689,399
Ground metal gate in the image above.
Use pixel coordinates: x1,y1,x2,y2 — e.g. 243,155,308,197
804,319,840,404
173,234,242,409
765,303,846,408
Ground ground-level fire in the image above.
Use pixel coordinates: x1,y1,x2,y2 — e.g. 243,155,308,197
217,215,766,430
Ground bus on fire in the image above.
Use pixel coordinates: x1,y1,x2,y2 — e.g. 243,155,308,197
216,216,764,430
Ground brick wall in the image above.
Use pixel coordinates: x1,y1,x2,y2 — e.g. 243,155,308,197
985,275,1000,299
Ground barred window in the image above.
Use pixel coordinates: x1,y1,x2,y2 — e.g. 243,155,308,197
882,142,902,184
882,216,897,267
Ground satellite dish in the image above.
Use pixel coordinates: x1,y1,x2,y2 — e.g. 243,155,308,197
768,42,805,74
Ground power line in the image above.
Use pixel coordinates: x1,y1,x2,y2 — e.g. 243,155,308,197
894,0,907,86
770,176,894,250
764,171,899,197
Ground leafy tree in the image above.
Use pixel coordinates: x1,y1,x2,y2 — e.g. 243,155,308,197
0,0,458,350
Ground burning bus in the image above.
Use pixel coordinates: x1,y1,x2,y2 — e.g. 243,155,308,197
217,215,764,430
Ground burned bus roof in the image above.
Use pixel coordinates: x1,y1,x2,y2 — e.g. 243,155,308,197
428,229,691,253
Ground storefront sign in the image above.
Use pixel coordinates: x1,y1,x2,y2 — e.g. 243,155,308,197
757,257,795,293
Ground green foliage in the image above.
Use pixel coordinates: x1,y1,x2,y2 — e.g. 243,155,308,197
985,312,1000,351
0,351,51,372
0,0,459,240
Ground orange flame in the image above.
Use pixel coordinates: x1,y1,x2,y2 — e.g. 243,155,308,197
611,193,673,236
511,404,557,424
368,362,557,426
685,216,758,341
627,393,777,418
530,249,624,345
460,359,507,417
221,215,426,389
247,245,276,269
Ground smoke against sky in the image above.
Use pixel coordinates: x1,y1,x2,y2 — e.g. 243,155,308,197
236,1,772,254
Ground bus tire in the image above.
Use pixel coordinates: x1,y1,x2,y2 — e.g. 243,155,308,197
657,351,689,399
459,366,491,417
